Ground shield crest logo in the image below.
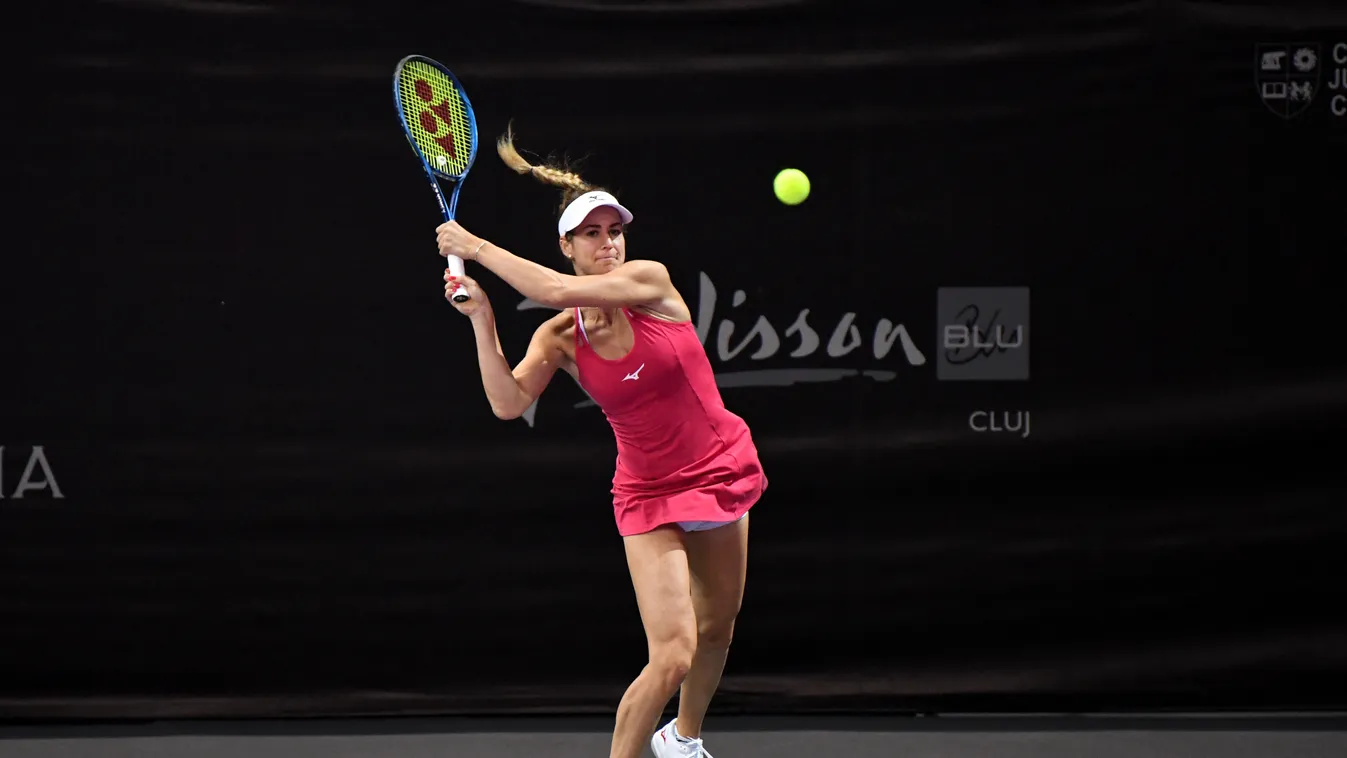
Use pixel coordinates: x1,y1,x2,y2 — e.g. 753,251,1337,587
1255,43,1321,119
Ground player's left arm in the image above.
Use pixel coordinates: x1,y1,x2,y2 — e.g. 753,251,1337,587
474,242,673,309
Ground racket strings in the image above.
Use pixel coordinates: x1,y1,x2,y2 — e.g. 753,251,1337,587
398,61,474,176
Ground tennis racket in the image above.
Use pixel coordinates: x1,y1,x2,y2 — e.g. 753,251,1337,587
392,54,480,303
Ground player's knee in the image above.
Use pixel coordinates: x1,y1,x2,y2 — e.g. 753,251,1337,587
697,615,736,651
650,636,696,688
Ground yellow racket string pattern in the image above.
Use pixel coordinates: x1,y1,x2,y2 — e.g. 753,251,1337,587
397,60,474,176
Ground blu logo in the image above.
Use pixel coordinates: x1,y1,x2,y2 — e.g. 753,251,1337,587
936,287,1030,381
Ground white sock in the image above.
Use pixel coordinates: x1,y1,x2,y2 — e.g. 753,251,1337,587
672,721,696,743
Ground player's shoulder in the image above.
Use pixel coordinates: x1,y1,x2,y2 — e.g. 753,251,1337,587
621,258,671,280
531,309,575,344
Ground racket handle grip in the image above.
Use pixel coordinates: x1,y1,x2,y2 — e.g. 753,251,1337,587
446,254,470,303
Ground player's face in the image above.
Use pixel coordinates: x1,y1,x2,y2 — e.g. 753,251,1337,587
561,207,626,275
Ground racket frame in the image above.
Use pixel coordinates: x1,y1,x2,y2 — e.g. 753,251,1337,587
392,54,480,303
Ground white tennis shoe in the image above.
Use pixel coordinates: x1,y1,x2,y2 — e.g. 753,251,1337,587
651,718,714,758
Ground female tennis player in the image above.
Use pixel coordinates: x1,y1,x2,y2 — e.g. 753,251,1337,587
433,125,766,758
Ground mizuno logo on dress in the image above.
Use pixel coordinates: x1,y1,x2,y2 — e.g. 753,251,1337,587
623,363,645,381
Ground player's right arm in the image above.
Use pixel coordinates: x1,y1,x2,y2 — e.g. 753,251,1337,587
446,271,565,420
468,308,564,421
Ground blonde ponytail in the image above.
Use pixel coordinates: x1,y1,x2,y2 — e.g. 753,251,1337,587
496,121,612,232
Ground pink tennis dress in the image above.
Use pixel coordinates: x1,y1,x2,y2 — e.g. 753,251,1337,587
573,307,768,537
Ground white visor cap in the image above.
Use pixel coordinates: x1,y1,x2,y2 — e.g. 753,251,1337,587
558,191,634,236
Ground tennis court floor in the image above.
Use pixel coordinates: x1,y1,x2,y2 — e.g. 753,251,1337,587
3,714,1345,757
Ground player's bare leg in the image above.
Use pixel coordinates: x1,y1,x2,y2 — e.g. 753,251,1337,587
610,526,697,758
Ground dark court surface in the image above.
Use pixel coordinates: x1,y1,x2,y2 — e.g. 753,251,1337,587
3,714,1346,758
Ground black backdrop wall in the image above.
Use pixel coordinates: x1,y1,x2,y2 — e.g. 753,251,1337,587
5,0,1347,720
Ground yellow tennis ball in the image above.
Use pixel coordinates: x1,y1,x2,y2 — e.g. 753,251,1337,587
773,168,810,205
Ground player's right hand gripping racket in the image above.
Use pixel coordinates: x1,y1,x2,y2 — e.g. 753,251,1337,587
392,55,479,303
